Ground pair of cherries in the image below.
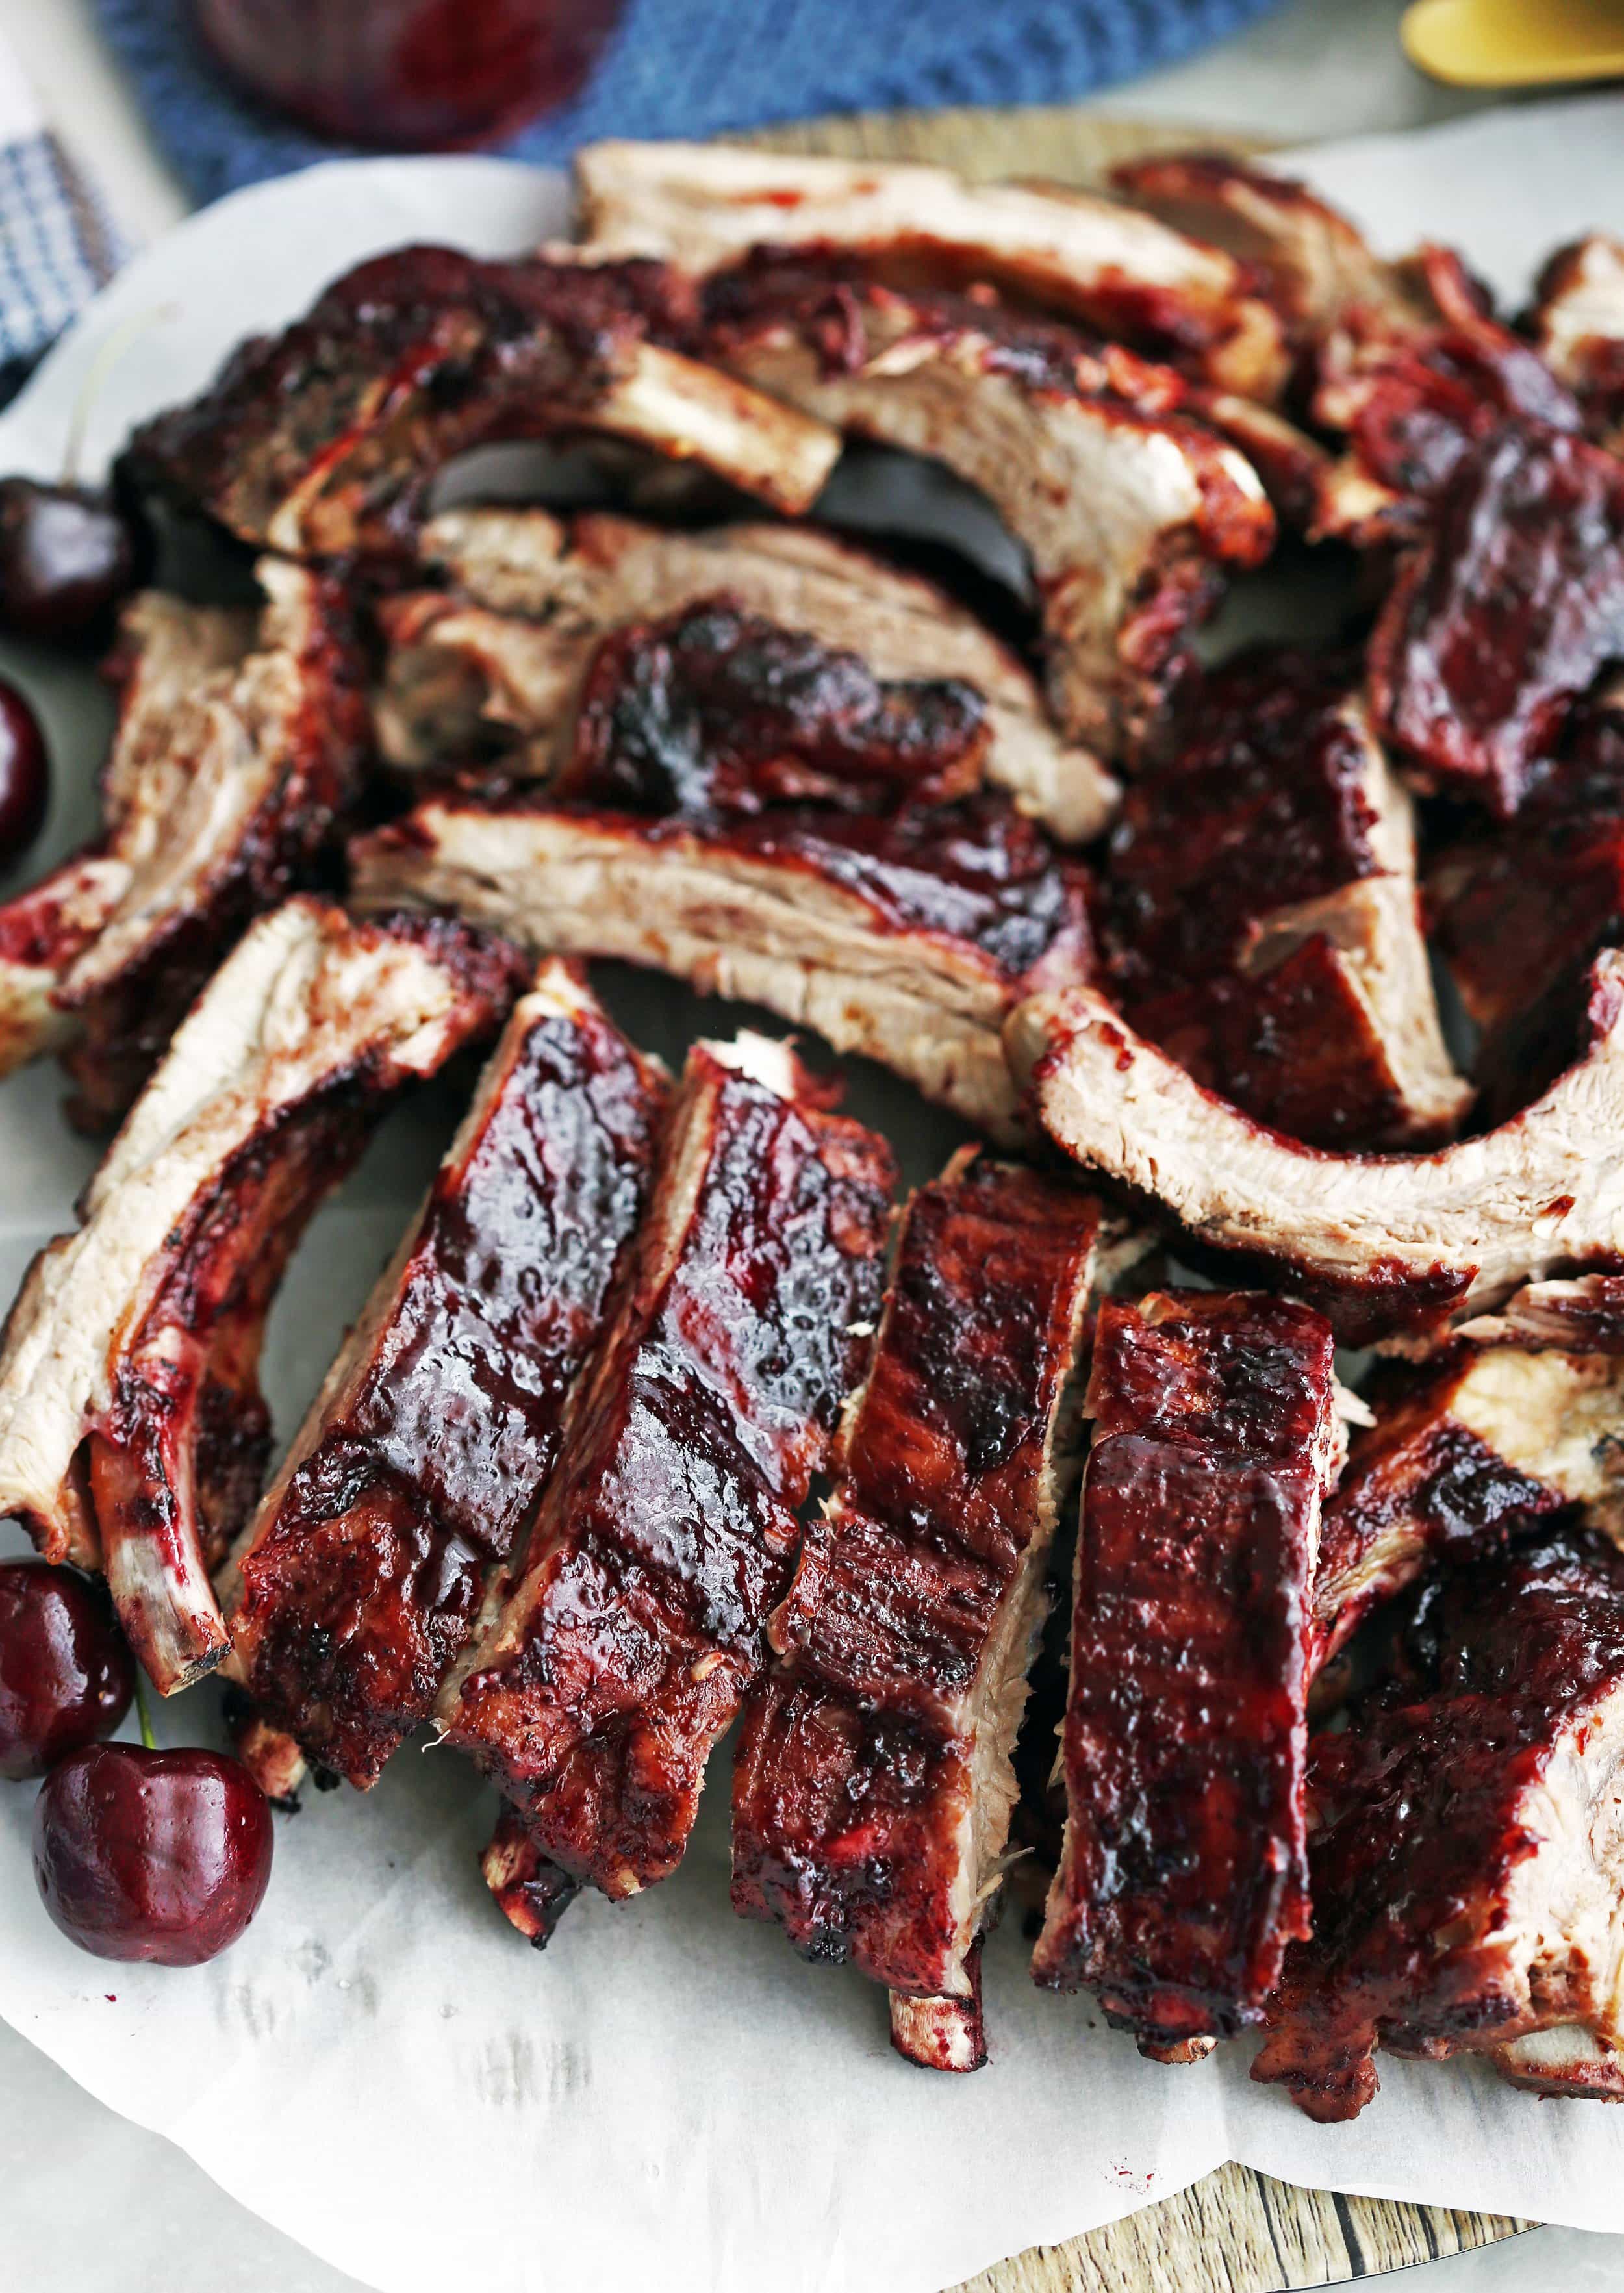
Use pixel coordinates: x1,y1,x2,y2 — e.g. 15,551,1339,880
0,1560,272,1965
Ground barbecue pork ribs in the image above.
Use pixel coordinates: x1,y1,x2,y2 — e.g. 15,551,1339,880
0,898,520,1693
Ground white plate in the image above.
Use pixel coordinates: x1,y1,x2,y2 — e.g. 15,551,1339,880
3,100,1624,2293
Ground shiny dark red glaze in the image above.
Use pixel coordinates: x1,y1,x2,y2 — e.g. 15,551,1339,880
445,1045,896,1895
32,1743,272,1966
0,479,136,644
0,678,49,866
193,0,622,149
1254,1528,1624,2120
731,1158,1102,1992
0,1562,133,1779
1035,1291,1334,2049
129,249,691,561
561,596,989,817
234,981,667,1786
59,572,371,1131
0,855,105,973
1312,1349,1572,1668
1369,424,1624,817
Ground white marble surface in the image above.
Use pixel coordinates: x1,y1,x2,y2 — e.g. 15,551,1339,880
0,4,1613,2288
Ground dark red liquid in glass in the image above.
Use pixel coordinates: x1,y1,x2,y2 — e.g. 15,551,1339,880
192,0,626,149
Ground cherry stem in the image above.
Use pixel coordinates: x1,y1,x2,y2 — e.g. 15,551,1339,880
133,1668,157,1753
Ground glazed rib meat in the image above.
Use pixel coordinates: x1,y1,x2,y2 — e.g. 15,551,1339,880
377,507,1120,841
226,961,666,1786
574,140,1289,397
1530,235,1624,445
1460,1274,1624,1352
1369,423,1624,815
1031,1291,1339,2058
0,898,520,1693
437,1035,894,1899
1314,1345,1624,1668
0,562,370,1127
731,1152,1115,2068
1254,1527,1624,2120
127,247,839,559
1008,949,1624,1348
1104,650,1467,1147
351,785,1093,1141
695,253,1275,756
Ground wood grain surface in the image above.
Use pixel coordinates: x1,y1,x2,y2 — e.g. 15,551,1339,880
739,97,1535,2293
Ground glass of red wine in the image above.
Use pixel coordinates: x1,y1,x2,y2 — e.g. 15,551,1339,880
191,0,626,148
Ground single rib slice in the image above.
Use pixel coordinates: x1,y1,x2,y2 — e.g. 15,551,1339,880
0,898,521,1693
1314,1345,1624,1667
227,961,666,1785
731,1152,1115,2068
1032,1291,1339,2057
0,562,370,1127
438,1035,895,1898
1008,949,1624,1349
1104,650,1466,1147
128,247,839,558
377,508,1120,841
697,256,1273,756
1254,1527,1624,2120
351,787,1093,1141
573,140,1288,397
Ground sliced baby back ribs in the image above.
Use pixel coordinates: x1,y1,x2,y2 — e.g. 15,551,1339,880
437,1035,895,1899
377,508,1120,841
0,898,521,1694
226,961,666,1786
730,1151,1119,2070
1254,1526,1624,2120
1008,948,1624,1349
0,561,370,1128
127,248,839,561
351,785,1093,1141
695,253,1275,758
1031,1291,1339,2059
573,140,1289,398
1104,650,1466,1147
1314,1344,1624,1669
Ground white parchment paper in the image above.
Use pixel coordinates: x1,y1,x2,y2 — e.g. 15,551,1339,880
3,99,1624,2293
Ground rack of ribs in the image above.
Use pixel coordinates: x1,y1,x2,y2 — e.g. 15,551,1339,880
731,1150,1123,2071
1031,1291,1339,2060
1008,948,1624,1349
126,247,840,560
351,784,1093,1142
693,251,1275,758
1253,1526,1624,2120
1313,1343,1624,1669
0,898,522,1694
225,961,666,1786
1103,648,1467,1148
375,507,1121,843
0,562,370,1126
572,139,1289,398
436,1034,895,1903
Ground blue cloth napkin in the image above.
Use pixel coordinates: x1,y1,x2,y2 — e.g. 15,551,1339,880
95,0,1284,205
0,126,125,374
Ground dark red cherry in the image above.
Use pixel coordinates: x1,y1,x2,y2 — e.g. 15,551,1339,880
0,679,47,863
0,477,136,642
0,1560,133,1779
33,1743,273,1965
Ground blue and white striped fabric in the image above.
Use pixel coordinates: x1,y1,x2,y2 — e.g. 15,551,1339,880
0,40,125,381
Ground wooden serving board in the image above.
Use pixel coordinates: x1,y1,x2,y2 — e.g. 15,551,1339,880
736,99,1535,2293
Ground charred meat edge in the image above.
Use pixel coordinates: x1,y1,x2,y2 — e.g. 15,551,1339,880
1006,948,1624,1349
0,897,517,1693
350,798,1091,1144
1032,1291,1340,2054
731,1150,1112,2064
223,959,665,1786
436,1032,894,1901
379,508,1120,844
572,139,1289,398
